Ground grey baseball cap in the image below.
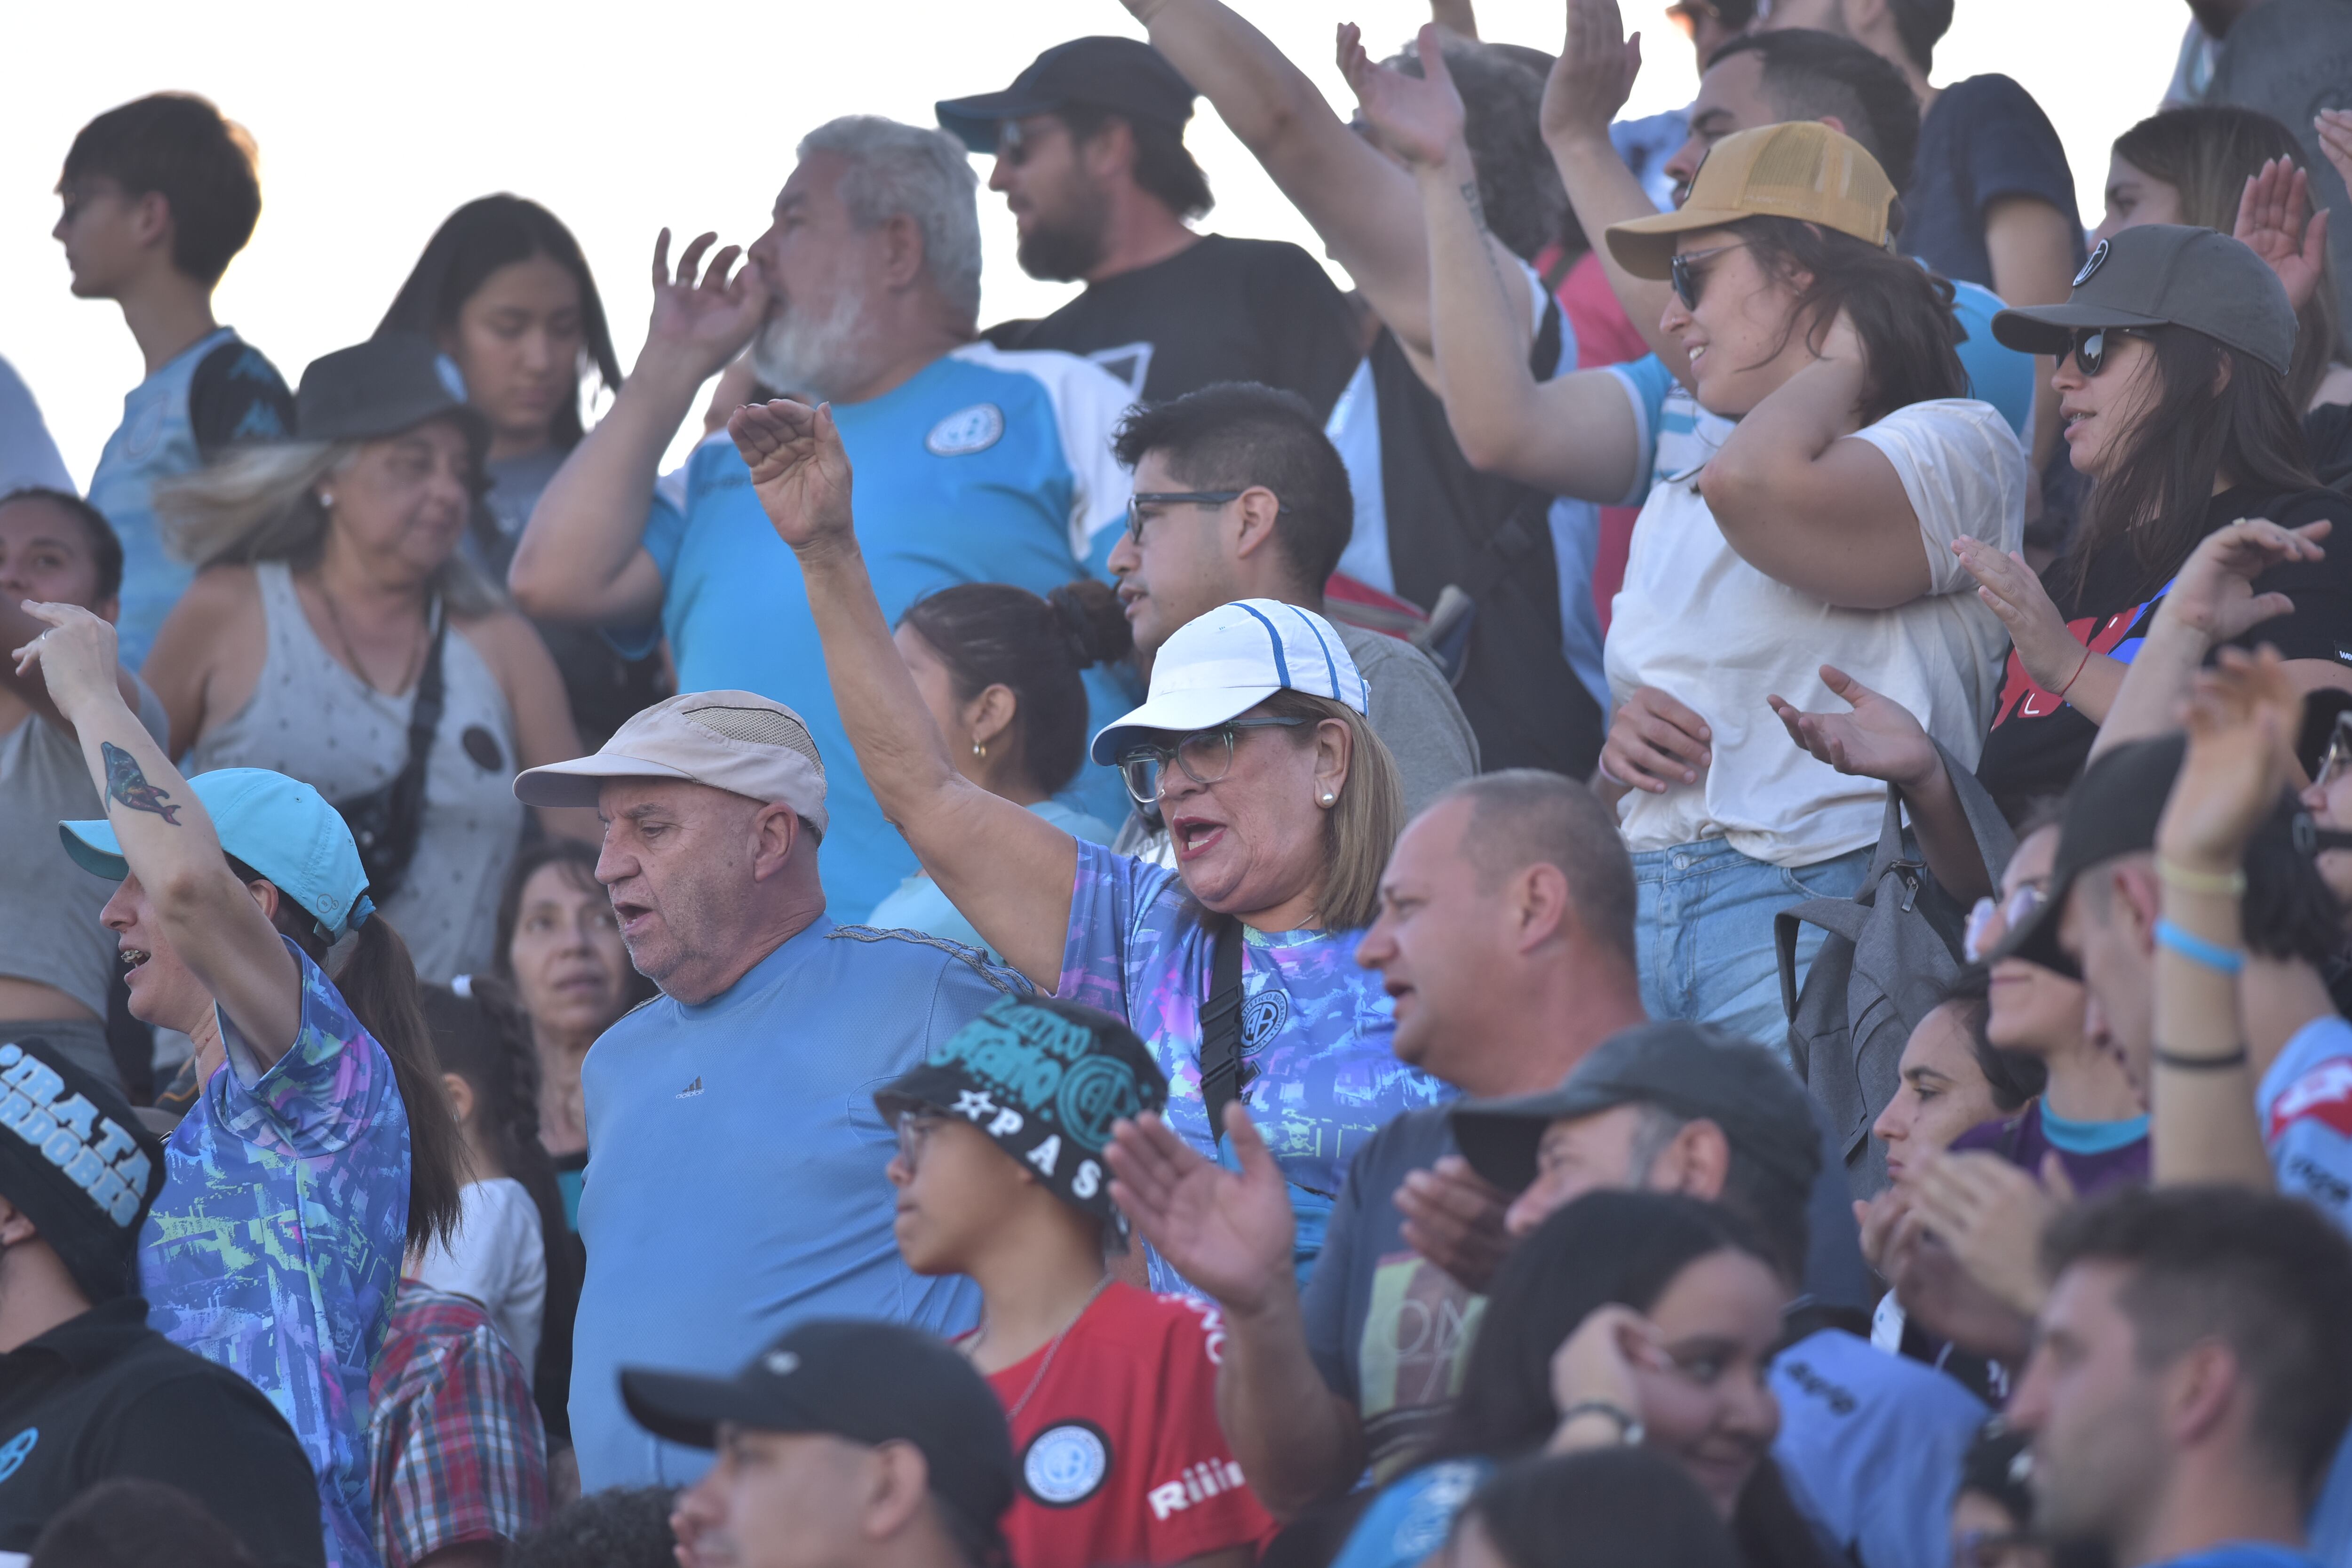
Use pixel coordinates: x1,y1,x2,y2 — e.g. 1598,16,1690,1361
1449,1020,1821,1196
298,333,491,453
1992,223,2296,376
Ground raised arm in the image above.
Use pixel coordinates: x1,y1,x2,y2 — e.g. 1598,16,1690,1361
1106,1109,1366,1517
729,400,1076,988
1121,0,1527,367
1542,0,1685,378
1700,315,1935,609
1349,27,1642,500
2147,646,2295,1192
508,232,762,625
15,604,300,1063
0,594,140,736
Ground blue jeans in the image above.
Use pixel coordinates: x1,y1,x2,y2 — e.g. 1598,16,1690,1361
1631,839,1873,1059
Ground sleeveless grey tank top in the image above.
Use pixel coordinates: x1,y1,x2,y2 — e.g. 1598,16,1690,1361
188,561,524,982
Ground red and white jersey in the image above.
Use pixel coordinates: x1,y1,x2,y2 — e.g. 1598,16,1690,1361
974,1281,1276,1568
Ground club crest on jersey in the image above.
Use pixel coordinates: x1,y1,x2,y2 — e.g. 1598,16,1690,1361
1241,990,1288,1051
927,403,1005,456
1022,1421,1110,1506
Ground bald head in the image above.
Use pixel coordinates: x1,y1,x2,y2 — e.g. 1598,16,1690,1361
1443,770,1637,967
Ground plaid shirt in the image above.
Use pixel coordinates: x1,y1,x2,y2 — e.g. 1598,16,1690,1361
368,1281,550,1568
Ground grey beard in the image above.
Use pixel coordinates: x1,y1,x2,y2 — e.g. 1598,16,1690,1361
750,289,872,405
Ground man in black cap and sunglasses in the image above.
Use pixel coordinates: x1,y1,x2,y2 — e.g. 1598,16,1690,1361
0,1035,322,1565
624,1319,1015,1568
937,36,1359,416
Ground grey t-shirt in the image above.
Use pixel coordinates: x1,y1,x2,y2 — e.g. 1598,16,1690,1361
0,678,170,1016
1111,619,1481,867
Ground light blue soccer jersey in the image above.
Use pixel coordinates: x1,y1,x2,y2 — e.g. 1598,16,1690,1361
640,344,1136,916
87,327,292,668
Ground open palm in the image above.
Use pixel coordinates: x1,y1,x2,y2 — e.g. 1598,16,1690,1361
2233,158,2329,315
1768,664,1936,788
1105,1107,1295,1315
1338,22,1465,171
646,229,770,382
728,399,857,551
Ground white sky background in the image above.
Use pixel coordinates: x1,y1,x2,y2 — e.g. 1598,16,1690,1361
3,0,2180,486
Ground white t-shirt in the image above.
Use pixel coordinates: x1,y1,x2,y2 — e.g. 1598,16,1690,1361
1602,397,2026,866
408,1176,547,1372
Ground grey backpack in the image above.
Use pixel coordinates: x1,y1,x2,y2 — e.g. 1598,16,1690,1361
1775,743,2014,1201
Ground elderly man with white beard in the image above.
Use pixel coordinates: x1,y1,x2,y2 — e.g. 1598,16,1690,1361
511,116,1135,916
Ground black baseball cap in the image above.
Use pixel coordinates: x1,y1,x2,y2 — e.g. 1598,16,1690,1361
1449,1020,1821,1197
874,994,1165,1236
937,37,1197,155
0,1036,166,1304
623,1319,1014,1562
1991,733,2187,979
298,333,491,455
1993,223,2296,377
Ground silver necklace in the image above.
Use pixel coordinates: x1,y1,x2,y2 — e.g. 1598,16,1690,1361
982,1275,1114,1422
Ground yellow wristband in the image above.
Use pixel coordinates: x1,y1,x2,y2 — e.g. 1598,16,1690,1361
2156,858,2247,897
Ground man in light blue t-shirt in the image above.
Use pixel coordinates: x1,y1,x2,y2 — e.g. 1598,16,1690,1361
516,691,1025,1490
513,114,1135,917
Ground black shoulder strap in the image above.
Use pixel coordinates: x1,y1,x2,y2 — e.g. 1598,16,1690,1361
1200,917,1248,1148
384,606,449,841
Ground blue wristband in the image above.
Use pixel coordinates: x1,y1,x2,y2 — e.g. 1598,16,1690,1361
2155,918,2245,975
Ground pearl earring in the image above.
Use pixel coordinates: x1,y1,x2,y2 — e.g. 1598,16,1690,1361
973,740,988,761
317,492,334,509
1321,792,1336,805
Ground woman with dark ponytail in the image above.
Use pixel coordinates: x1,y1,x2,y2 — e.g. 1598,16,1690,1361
17,600,463,1568
865,577,1132,960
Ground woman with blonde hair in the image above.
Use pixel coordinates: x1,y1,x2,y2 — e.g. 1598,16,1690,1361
144,334,590,982
729,396,1438,1291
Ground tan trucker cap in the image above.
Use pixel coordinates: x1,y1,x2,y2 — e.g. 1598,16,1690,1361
1604,120,1897,281
513,691,828,837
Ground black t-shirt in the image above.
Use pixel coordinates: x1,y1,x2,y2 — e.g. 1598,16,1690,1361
0,1297,323,1566
1901,75,2084,291
1977,484,2352,820
2306,402,2352,493
187,337,295,462
996,234,1361,419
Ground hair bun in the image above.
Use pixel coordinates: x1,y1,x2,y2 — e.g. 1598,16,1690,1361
1046,579,1133,670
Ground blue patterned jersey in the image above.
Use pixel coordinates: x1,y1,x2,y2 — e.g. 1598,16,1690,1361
141,937,411,1568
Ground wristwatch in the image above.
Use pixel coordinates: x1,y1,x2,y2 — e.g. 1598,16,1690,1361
1557,1400,1645,1447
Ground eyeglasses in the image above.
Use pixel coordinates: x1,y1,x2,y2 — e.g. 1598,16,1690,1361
2064,326,2146,377
894,1110,946,1169
1115,717,1311,806
1670,242,1748,310
2319,717,2352,792
1964,883,2047,963
1126,489,1285,544
995,119,1053,168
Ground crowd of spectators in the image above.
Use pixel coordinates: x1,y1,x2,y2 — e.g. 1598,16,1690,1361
8,1,2352,1566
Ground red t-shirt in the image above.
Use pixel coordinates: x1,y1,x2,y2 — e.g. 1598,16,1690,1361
974,1282,1275,1568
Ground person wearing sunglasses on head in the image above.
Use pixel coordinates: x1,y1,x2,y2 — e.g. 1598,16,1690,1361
1358,54,2027,1052
728,397,1445,1296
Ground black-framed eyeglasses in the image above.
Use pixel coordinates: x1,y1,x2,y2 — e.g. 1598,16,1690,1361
1115,717,1311,806
994,119,1058,168
2319,716,2352,792
1670,242,1748,310
2064,326,2146,377
1126,488,1285,543
894,1109,946,1168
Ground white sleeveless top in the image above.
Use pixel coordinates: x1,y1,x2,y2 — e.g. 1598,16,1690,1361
187,560,524,981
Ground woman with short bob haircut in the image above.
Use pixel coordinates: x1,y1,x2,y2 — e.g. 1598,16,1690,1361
729,396,1433,1292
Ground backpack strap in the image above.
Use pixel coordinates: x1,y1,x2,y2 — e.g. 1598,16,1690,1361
1200,917,1249,1148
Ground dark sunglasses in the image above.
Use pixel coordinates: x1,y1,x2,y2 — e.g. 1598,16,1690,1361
1669,242,1747,310
995,119,1054,167
2065,326,2146,377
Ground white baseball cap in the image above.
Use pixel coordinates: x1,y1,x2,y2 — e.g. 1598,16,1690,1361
514,691,828,837
1089,600,1368,764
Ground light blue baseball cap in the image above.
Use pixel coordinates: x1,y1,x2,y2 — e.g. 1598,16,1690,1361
60,768,374,940
1089,598,1369,764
